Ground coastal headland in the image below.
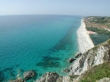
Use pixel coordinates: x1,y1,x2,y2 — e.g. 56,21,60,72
77,19,95,53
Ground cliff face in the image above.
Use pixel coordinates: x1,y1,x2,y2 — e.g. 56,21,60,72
36,39,110,82
69,39,110,76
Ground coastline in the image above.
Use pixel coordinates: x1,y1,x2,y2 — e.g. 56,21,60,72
36,17,110,82
77,19,94,54
68,19,95,76
36,19,96,82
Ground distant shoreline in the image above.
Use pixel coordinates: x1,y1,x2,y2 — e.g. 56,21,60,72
77,19,94,53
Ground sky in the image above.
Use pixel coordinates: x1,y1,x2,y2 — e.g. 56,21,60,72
0,0,110,16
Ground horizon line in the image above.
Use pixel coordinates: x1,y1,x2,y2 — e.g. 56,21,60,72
0,14,109,17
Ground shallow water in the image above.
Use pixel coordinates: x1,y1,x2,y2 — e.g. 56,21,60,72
0,15,81,81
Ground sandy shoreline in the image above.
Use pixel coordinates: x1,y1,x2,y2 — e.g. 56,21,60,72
77,19,94,53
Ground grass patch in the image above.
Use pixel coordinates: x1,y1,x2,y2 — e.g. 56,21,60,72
80,62,110,82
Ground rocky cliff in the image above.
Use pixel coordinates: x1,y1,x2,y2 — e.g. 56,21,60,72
36,39,110,82
70,39,110,75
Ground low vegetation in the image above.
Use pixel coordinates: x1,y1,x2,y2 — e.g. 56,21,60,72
85,16,110,28
88,17,110,24
80,62,110,82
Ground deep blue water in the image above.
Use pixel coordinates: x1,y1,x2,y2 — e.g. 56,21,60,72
0,15,81,81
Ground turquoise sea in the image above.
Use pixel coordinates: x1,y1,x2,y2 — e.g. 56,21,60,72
0,15,81,81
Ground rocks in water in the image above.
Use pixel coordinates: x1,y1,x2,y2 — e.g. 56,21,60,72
36,72,59,82
63,69,70,73
9,70,37,82
75,52,82,58
23,70,36,80
68,58,76,63
9,78,24,82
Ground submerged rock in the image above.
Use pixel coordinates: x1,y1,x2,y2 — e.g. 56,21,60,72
36,55,61,68
68,58,76,63
36,60,60,68
36,72,59,82
23,70,36,80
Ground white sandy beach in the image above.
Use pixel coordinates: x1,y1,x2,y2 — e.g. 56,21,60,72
77,19,94,53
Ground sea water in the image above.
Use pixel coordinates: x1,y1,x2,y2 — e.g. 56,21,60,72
0,15,81,81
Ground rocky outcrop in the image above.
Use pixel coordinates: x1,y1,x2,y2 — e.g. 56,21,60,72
23,70,36,80
68,58,76,63
36,72,71,82
36,72,59,82
9,78,24,82
75,52,82,58
63,69,70,73
69,39,110,77
62,76,70,82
